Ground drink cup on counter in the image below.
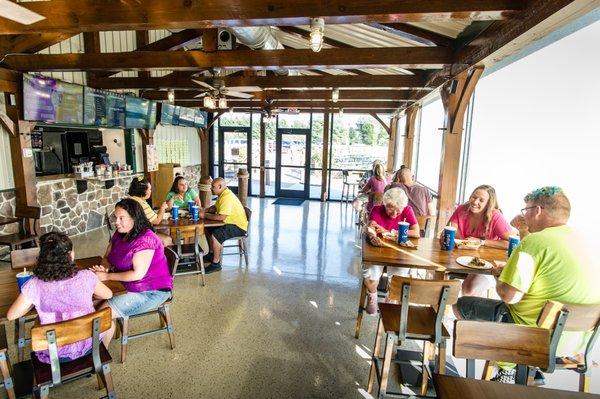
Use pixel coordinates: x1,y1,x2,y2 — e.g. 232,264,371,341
508,235,520,258
441,226,457,251
188,201,195,213
191,205,200,221
16,269,33,292
397,221,410,244
171,206,179,221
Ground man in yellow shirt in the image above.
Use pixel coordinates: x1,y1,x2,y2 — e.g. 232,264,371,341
454,187,600,383
201,177,248,273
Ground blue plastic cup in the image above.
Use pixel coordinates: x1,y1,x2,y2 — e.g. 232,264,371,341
508,235,520,258
397,221,410,244
191,205,199,221
16,271,32,292
171,206,179,221
188,201,195,213
441,226,457,251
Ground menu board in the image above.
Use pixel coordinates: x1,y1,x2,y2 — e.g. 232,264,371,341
23,74,84,124
83,87,108,126
194,109,207,128
159,103,177,125
125,96,156,128
178,107,196,127
106,92,126,128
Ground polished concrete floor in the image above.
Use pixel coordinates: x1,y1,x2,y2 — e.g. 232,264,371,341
4,197,598,398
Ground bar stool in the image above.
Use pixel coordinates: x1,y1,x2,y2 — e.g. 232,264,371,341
341,170,359,203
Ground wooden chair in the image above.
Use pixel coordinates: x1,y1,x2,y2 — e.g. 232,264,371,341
415,215,433,238
9,246,39,270
0,323,33,399
0,206,40,258
104,210,114,241
173,226,206,286
221,206,251,268
368,276,461,397
116,246,178,363
30,308,116,399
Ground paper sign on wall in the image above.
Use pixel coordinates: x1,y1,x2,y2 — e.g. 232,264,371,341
145,144,158,172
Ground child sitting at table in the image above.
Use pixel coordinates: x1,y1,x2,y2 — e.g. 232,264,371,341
7,232,114,363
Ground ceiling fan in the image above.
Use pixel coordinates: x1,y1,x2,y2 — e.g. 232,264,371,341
191,78,260,100
0,0,46,25
262,99,301,119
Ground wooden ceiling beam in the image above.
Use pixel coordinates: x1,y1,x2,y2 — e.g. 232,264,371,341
0,33,76,56
95,74,429,90
233,108,396,114
0,1,524,34
2,47,452,72
177,100,402,109
144,89,412,101
367,23,455,47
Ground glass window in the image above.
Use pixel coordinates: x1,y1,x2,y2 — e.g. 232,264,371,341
311,113,324,169
277,113,311,129
251,112,261,170
465,21,600,236
415,99,444,190
219,112,250,127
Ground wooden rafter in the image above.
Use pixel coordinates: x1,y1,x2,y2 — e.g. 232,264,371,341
1,47,452,72
94,74,428,90
0,1,524,35
143,89,412,101
369,113,391,135
0,33,76,56
178,100,401,109
367,23,454,47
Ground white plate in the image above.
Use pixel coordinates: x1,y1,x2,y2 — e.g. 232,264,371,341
456,256,493,270
382,231,398,240
454,239,483,250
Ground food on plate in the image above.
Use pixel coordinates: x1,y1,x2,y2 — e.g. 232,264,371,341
382,230,398,240
456,238,483,249
398,240,416,249
468,257,486,267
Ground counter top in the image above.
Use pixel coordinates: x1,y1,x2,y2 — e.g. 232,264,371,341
36,173,143,186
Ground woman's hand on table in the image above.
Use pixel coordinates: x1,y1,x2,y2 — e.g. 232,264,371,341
90,265,110,281
159,202,169,212
369,234,384,247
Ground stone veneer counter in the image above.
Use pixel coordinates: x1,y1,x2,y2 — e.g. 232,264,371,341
36,173,142,236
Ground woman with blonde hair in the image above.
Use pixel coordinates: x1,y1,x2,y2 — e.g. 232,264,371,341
359,163,390,212
445,184,514,295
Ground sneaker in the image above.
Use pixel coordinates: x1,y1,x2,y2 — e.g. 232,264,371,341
204,262,222,274
365,293,378,315
202,253,213,263
532,370,545,386
491,368,516,384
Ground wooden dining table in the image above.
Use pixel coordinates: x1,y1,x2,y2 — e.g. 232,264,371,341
362,236,509,278
433,374,600,399
156,216,225,253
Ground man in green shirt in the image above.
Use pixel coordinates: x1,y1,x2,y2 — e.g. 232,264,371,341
454,187,600,383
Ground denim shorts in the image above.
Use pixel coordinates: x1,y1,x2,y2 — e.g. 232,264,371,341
456,297,514,323
107,290,171,318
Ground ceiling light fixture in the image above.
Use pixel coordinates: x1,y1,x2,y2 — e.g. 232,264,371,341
167,89,175,104
309,18,325,53
332,88,339,103
218,97,228,109
229,107,234,115
203,95,216,109
338,108,344,117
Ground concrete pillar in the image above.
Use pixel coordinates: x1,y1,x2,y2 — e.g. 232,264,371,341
199,176,213,208
237,168,249,206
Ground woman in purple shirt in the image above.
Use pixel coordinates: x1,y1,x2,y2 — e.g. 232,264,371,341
92,198,172,319
7,232,114,363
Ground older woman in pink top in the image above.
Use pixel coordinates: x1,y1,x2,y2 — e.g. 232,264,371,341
7,232,114,363
445,185,514,296
363,188,420,314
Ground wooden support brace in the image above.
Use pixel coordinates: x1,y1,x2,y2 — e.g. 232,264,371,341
402,106,419,168
369,112,391,136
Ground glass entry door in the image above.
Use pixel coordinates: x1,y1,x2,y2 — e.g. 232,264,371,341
218,126,252,195
275,128,311,198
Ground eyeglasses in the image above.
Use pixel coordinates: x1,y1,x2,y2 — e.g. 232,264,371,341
521,205,543,216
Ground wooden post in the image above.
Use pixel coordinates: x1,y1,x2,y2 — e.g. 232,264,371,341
202,29,218,52
386,115,399,174
82,32,101,85
237,168,249,206
402,106,419,168
199,176,212,208
199,127,210,178
320,111,330,202
139,128,155,184
259,113,266,197
435,66,484,232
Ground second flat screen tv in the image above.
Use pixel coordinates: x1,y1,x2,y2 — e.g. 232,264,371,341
125,97,156,129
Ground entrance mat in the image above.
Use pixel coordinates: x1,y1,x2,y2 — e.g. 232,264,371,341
272,198,305,206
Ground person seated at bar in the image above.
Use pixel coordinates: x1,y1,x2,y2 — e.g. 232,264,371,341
7,232,115,363
359,163,391,212
363,188,420,314
387,167,436,217
200,177,248,274
444,184,513,296
166,176,200,209
453,187,600,383
128,176,172,246
91,199,173,323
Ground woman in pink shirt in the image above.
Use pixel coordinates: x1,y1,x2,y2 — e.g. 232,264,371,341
360,163,391,212
363,188,420,314
445,185,513,296
7,232,114,363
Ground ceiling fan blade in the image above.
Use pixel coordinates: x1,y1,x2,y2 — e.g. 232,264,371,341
226,86,262,92
194,93,208,98
224,91,254,99
192,79,216,91
0,0,46,25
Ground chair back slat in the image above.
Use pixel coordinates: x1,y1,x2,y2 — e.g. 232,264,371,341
31,308,112,351
10,247,40,270
174,226,199,242
388,276,461,306
164,246,179,278
538,301,600,332
453,320,550,369
244,206,252,224
15,206,41,220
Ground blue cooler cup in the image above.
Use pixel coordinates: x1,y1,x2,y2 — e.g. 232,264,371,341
16,271,32,292
441,226,457,251
397,221,410,244
508,235,520,258
191,205,199,221
171,206,179,220
188,201,195,213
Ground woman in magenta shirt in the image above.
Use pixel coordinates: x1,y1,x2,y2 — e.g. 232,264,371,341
92,198,172,319
363,188,420,314
445,185,513,296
